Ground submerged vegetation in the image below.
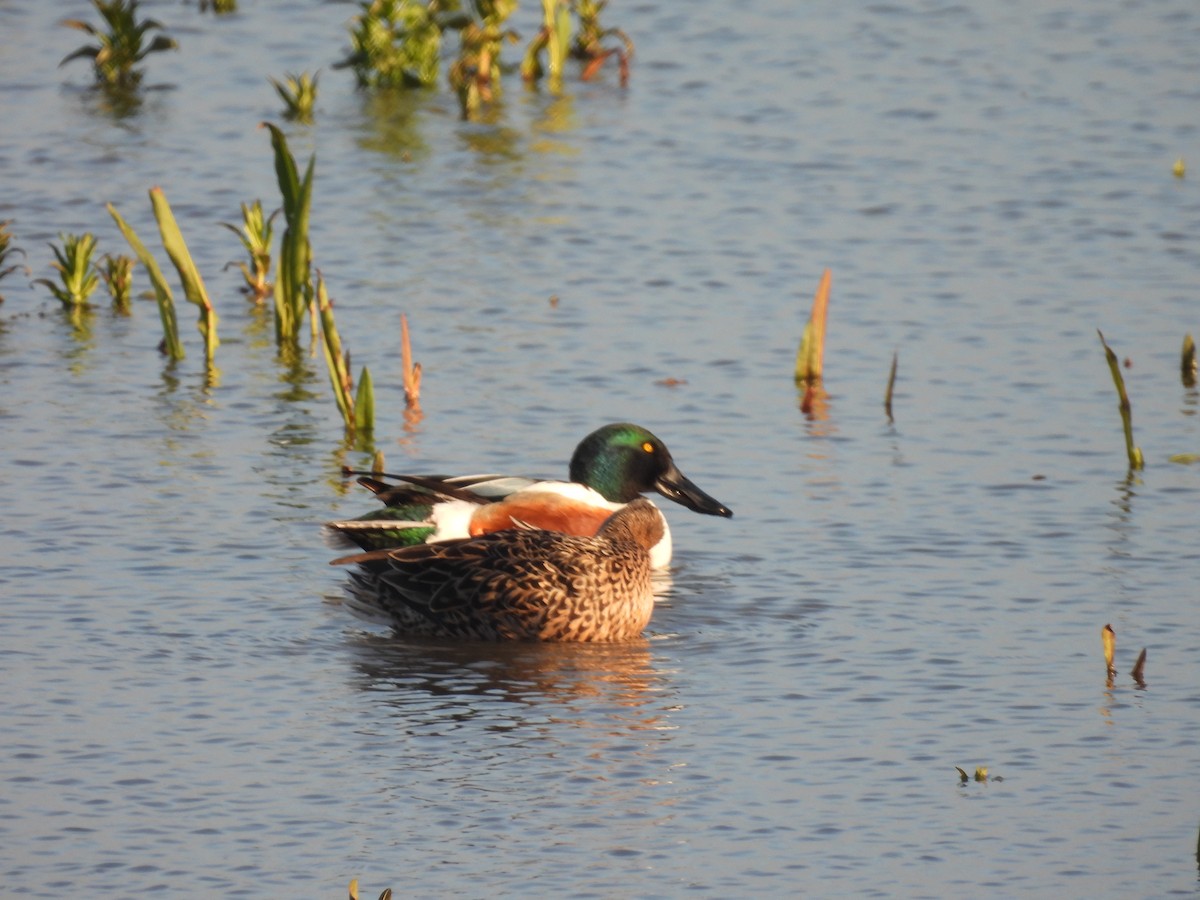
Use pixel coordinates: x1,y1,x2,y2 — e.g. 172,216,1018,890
60,0,177,91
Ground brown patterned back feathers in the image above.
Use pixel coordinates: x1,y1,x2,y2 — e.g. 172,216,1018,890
333,498,665,641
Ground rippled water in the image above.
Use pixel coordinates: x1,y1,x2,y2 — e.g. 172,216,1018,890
3,0,1200,895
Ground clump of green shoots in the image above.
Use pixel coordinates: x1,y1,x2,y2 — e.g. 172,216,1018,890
34,233,100,311
449,0,518,118
99,253,136,313
339,0,461,89
318,274,375,440
222,199,277,302
0,220,28,304
1097,330,1144,471
571,0,633,84
60,0,177,91
199,0,237,13
263,123,315,349
270,71,319,124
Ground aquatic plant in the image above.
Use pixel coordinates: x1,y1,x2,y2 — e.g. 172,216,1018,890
348,878,392,900
150,187,219,366
270,71,319,124
572,0,632,84
221,199,277,302
884,351,898,423
1102,623,1147,688
1097,330,1144,470
108,203,185,360
522,0,571,85
339,0,460,89
263,123,315,348
400,312,422,409
795,268,831,385
60,0,177,91
318,274,375,438
1182,333,1196,388
0,220,28,304
99,253,136,313
448,0,518,117
34,232,100,310
199,0,237,12
1101,623,1116,679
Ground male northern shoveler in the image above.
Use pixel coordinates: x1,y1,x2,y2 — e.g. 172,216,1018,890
331,499,664,642
325,422,732,569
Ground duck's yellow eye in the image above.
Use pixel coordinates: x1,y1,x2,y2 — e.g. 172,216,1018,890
642,442,654,453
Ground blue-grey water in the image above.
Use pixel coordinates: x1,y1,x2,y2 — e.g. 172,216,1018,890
2,1,1199,896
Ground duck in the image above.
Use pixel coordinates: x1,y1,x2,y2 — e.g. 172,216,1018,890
325,422,732,569
331,498,664,641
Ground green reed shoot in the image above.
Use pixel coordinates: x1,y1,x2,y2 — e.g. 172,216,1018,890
109,202,185,360
317,274,375,436
99,253,136,313
222,200,277,302
270,71,319,124
263,123,315,348
522,0,571,85
339,0,455,89
199,0,237,12
60,0,177,90
1098,330,1144,470
150,187,219,366
0,220,27,303
34,233,100,309
572,0,633,84
1182,333,1196,388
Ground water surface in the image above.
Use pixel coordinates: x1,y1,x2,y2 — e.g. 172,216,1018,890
2,0,1199,895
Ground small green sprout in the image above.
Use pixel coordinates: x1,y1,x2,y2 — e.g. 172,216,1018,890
99,253,136,313
222,200,277,302
34,233,100,309
270,71,319,124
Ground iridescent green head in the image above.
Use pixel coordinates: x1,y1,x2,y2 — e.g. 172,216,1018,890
568,423,732,517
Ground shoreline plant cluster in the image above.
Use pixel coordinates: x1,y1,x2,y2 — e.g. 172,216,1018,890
4,0,635,450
